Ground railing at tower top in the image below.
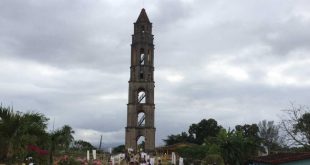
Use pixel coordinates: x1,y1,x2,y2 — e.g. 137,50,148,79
138,114,145,127
138,92,145,103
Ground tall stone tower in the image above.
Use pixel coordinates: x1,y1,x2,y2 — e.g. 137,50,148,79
125,9,156,152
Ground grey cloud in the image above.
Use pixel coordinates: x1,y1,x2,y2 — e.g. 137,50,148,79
1,0,310,147
0,0,132,72
262,18,310,55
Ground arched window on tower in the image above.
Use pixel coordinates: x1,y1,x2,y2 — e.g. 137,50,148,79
138,90,146,103
137,136,145,152
139,48,145,79
141,25,145,33
140,48,145,65
139,71,144,79
137,112,145,127
140,53,145,65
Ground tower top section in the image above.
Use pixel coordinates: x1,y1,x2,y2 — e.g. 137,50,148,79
136,8,150,23
132,8,153,43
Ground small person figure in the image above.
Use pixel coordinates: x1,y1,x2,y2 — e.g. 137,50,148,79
140,156,146,165
146,159,151,165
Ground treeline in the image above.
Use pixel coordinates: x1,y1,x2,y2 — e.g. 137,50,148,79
163,104,310,164
0,105,94,164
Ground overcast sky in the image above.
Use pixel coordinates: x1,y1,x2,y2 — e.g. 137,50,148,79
1,0,310,147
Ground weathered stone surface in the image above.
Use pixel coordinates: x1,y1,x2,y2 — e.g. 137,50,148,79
125,8,156,153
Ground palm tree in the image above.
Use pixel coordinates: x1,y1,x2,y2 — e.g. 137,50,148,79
0,106,20,162
0,106,49,163
49,129,62,164
48,125,75,164
60,125,75,151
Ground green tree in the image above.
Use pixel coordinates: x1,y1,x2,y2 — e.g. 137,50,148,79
163,119,222,146
176,145,208,164
280,104,310,148
48,125,75,164
60,125,75,151
0,106,49,163
163,132,189,146
204,154,224,165
235,124,259,139
49,129,62,164
235,124,263,161
188,118,222,145
113,145,125,154
211,129,244,165
73,140,94,151
258,120,280,152
207,128,262,165
295,113,310,143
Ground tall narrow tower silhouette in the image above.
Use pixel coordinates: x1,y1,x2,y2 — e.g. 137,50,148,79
125,9,156,152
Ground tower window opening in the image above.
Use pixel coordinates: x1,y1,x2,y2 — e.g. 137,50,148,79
139,48,145,66
140,53,145,65
141,25,145,33
138,91,146,103
139,67,144,79
137,112,146,127
137,136,145,152
139,73,144,79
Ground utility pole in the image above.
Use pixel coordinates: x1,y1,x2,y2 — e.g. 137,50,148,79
99,135,103,151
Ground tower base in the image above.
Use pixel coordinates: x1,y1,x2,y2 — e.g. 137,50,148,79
125,127,156,153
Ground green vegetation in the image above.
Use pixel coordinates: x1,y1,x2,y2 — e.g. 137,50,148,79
0,106,49,164
0,105,95,164
163,119,265,164
112,144,125,154
163,105,310,165
2,103,310,165
281,105,310,148
72,140,95,151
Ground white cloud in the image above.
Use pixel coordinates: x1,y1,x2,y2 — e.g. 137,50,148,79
74,128,124,144
157,69,185,83
166,74,184,83
265,58,310,87
98,93,127,101
1,0,310,147
205,58,249,82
